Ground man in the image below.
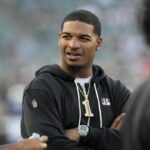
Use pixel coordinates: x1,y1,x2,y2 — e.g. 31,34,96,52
0,135,48,150
21,10,130,150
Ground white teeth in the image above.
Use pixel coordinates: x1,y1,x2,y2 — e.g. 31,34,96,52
68,53,80,56
66,52,81,60
71,54,78,56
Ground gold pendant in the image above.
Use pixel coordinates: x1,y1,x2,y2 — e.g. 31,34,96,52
82,99,94,117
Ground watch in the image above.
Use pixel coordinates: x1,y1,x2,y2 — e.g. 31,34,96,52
77,125,89,137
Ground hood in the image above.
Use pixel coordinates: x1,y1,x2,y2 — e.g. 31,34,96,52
92,65,105,83
35,64,105,83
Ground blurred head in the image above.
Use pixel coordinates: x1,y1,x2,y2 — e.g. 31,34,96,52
139,0,150,45
123,78,150,150
58,10,102,75
123,1,150,149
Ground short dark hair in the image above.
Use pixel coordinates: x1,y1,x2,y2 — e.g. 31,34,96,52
60,9,101,36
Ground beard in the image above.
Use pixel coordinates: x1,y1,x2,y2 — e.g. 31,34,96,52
67,64,87,73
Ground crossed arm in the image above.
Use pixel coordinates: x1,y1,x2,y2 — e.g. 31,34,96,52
65,113,125,142
22,86,129,150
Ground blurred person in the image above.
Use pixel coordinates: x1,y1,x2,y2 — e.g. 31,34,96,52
123,78,150,150
21,10,130,150
123,0,150,150
0,135,48,150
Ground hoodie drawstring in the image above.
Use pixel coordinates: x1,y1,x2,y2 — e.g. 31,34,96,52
94,83,103,128
75,82,82,128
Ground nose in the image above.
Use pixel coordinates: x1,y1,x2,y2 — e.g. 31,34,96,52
68,38,80,49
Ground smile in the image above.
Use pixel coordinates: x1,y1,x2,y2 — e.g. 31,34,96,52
66,52,82,61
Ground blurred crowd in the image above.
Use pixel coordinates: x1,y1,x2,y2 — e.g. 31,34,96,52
0,0,150,144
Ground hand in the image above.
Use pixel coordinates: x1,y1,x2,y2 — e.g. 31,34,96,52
111,113,126,130
17,135,48,150
65,128,80,142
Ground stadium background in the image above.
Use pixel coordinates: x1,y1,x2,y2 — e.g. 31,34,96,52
0,0,150,144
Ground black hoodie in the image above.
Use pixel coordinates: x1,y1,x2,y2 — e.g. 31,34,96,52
21,64,130,150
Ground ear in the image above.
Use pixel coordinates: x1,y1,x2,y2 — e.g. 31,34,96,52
58,32,62,46
58,32,62,39
96,36,103,51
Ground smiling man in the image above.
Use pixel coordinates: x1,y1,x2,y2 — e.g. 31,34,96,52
59,20,101,76
21,10,130,150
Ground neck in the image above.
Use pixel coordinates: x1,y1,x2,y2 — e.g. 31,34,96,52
60,64,93,78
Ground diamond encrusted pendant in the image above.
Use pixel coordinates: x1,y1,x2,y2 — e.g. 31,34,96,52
82,99,94,117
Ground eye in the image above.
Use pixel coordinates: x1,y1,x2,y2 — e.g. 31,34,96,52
79,36,91,42
61,34,71,40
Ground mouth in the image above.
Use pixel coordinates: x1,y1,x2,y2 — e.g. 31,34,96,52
66,51,82,61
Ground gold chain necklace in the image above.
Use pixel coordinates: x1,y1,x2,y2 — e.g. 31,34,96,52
78,82,94,117
78,82,90,99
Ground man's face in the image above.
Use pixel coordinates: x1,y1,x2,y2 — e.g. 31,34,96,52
58,21,102,69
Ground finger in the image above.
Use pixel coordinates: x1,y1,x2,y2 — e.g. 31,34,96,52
111,113,126,128
41,143,48,149
115,119,124,129
111,118,120,128
120,112,126,117
115,113,126,122
40,136,48,142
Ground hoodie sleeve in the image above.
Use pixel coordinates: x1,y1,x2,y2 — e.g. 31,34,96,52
80,127,122,150
21,87,94,150
112,80,131,115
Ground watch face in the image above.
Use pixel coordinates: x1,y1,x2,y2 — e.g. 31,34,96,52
78,125,89,136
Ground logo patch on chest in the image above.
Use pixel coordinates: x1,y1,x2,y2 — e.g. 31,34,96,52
101,98,111,106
